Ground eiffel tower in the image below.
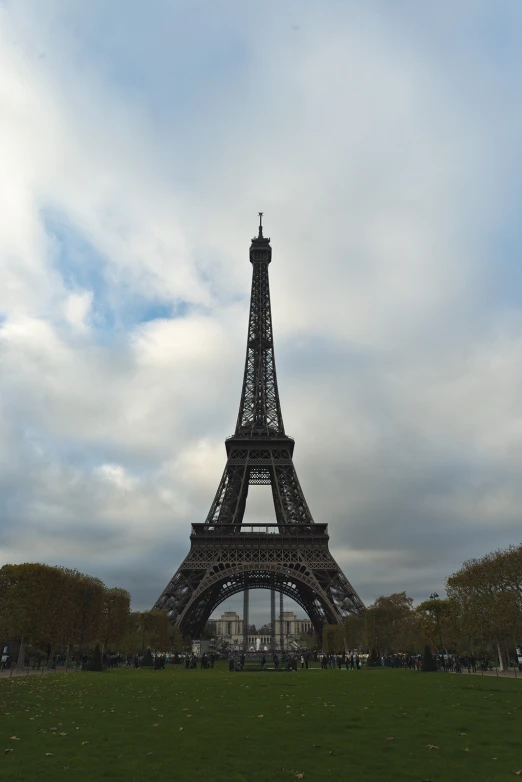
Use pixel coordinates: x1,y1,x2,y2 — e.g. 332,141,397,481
153,215,365,641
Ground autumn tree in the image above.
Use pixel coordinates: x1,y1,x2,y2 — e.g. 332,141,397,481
100,588,131,652
343,615,366,651
322,624,346,653
298,629,318,651
169,625,191,654
447,545,522,668
365,592,414,655
416,597,459,653
63,573,105,663
0,562,132,665
37,566,73,667
117,612,140,655
0,564,62,669
136,611,169,653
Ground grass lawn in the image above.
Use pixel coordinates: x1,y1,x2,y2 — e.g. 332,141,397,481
1,664,521,781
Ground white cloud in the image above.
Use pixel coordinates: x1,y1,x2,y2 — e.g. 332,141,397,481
95,463,137,492
64,290,93,332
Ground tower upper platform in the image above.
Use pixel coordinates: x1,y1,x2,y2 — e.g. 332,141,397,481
249,212,272,264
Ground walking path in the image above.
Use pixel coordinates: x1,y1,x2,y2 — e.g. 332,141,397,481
1,666,520,680
0,667,72,679
452,668,521,680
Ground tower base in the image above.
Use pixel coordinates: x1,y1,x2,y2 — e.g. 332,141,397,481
154,524,364,640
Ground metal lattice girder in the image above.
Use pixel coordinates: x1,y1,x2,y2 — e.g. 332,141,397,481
153,220,365,642
235,228,284,438
154,525,365,640
203,438,314,529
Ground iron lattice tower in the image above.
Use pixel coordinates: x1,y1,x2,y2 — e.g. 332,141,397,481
154,217,365,639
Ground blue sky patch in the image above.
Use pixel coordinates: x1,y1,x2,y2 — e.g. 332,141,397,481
43,208,187,335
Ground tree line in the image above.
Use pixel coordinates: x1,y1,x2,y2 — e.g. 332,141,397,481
325,543,522,669
0,563,182,668
0,563,131,669
0,563,212,666
3,542,520,668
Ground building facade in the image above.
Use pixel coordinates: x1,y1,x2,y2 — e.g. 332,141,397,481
209,610,313,651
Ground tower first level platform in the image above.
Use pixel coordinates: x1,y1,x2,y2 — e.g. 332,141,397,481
154,524,364,641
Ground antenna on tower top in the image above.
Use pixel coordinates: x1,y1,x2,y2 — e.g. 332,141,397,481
258,211,263,238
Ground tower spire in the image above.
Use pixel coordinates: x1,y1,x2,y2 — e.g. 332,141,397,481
236,217,282,437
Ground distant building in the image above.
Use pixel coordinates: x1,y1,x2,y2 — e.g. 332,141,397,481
210,610,313,650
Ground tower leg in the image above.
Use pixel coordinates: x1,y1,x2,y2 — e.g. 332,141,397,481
243,579,249,652
270,587,276,653
280,591,284,652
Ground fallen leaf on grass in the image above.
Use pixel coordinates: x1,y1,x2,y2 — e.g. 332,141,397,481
458,732,467,736
514,772,522,776
9,737,21,741
4,749,13,754
464,747,471,752
45,752,53,756
153,724,159,727
426,745,439,750
385,737,394,741
328,751,338,756
258,715,264,718
312,745,321,748
59,732,68,736
81,741,89,745
147,752,153,756
179,727,184,732
296,774,304,779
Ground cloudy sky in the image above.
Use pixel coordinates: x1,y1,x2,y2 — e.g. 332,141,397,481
2,0,522,624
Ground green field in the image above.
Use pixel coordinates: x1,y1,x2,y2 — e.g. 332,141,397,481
1,665,521,781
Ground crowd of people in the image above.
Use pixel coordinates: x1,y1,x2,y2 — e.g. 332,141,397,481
380,654,422,669
4,646,515,674
379,652,504,673
320,652,362,670
184,652,216,669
